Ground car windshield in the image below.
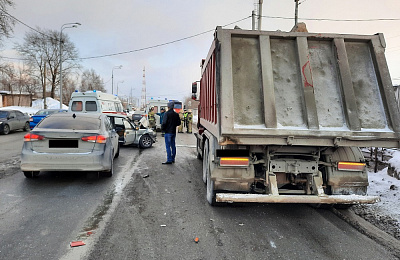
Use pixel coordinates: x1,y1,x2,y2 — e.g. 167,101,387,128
0,111,8,118
37,116,101,130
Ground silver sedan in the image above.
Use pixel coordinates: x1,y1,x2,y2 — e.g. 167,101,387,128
20,113,120,178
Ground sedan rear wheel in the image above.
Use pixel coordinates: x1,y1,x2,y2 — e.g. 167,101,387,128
2,124,10,135
115,144,120,158
139,135,153,148
24,122,30,131
23,171,40,178
103,153,114,177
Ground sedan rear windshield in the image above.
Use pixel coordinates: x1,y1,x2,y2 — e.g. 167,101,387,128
37,116,101,130
36,110,57,116
0,111,8,118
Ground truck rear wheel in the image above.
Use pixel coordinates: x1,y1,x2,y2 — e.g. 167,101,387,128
23,171,40,178
206,165,216,205
202,140,209,184
203,140,217,205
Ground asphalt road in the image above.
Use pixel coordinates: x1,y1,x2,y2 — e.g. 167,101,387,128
0,131,27,178
84,133,398,260
0,131,141,260
0,130,399,260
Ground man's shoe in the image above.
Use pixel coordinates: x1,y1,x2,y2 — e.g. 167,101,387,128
172,160,175,163
162,161,172,165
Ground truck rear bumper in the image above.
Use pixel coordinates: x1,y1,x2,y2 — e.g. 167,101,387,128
216,193,380,204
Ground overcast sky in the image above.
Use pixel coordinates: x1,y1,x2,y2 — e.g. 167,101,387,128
2,0,400,104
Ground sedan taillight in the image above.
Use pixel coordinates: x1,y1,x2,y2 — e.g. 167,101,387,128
24,133,44,142
81,135,107,143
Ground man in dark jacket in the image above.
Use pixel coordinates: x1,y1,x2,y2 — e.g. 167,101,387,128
161,102,181,164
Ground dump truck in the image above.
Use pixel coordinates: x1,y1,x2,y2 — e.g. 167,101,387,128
192,26,400,206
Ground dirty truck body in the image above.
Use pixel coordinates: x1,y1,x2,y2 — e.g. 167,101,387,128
195,27,400,206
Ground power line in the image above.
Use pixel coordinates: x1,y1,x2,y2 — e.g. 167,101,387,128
262,15,400,22
80,16,252,60
0,9,54,40
3,11,400,62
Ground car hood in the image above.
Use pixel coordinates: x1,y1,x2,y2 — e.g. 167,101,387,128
0,118,7,122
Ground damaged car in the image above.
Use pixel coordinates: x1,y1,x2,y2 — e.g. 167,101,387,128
107,114,156,148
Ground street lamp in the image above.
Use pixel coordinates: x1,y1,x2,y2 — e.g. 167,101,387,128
112,65,122,95
116,80,124,96
59,22,81,109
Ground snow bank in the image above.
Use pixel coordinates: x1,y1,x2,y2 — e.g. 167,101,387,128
0,97,68,116
367,167,400,222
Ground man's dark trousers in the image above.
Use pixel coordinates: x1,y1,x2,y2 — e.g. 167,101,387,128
164,133,176,163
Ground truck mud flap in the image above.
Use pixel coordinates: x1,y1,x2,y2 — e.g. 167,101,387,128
215,193,380,204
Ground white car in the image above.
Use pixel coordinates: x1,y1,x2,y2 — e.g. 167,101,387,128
107,114,156,148
21,113,120,178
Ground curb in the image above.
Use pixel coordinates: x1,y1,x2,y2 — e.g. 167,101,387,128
332,207,400,258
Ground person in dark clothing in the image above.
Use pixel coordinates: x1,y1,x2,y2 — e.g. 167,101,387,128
161,102,181,164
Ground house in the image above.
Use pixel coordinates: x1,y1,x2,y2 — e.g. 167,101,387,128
0,91,33,107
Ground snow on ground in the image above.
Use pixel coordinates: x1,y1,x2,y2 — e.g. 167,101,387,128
0,98,68,116
365,167,400,221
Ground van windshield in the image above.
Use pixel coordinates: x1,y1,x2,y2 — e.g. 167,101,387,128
86,101,97,111
71,101,83,111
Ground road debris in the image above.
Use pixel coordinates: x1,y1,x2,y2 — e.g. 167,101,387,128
70,241,85,247
194,237,199,243
142,174,149,178
160,224,167,227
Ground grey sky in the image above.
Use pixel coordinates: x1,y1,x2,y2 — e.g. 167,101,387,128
2,0,400,103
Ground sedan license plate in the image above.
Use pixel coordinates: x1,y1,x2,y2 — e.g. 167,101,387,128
49,139,78,148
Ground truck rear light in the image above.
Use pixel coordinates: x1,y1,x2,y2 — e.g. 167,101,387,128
220,157,249,167
24,133,44,142
337,162,366,171
81,135,107,143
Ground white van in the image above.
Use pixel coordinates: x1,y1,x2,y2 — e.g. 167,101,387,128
68,91,125,115
146,99,169,130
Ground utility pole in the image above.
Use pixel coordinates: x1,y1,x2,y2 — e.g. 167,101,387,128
295,0,299,26
43,57,47,109
141,67,146,110
252,10,256,30
258,0,263,30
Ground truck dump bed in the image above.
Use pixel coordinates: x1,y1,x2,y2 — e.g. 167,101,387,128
200,27,400,148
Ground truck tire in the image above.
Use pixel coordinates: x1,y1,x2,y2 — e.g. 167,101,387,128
202,140,209,184
204,140,217,205
206,165,216,206
23,171,40,178
321,147,366,209
196,138,202,160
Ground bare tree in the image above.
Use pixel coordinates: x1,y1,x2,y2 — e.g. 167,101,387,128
0,0,15,46
0,62,37,105
62,74,79,106
80,68,106,92
14,27,80,100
